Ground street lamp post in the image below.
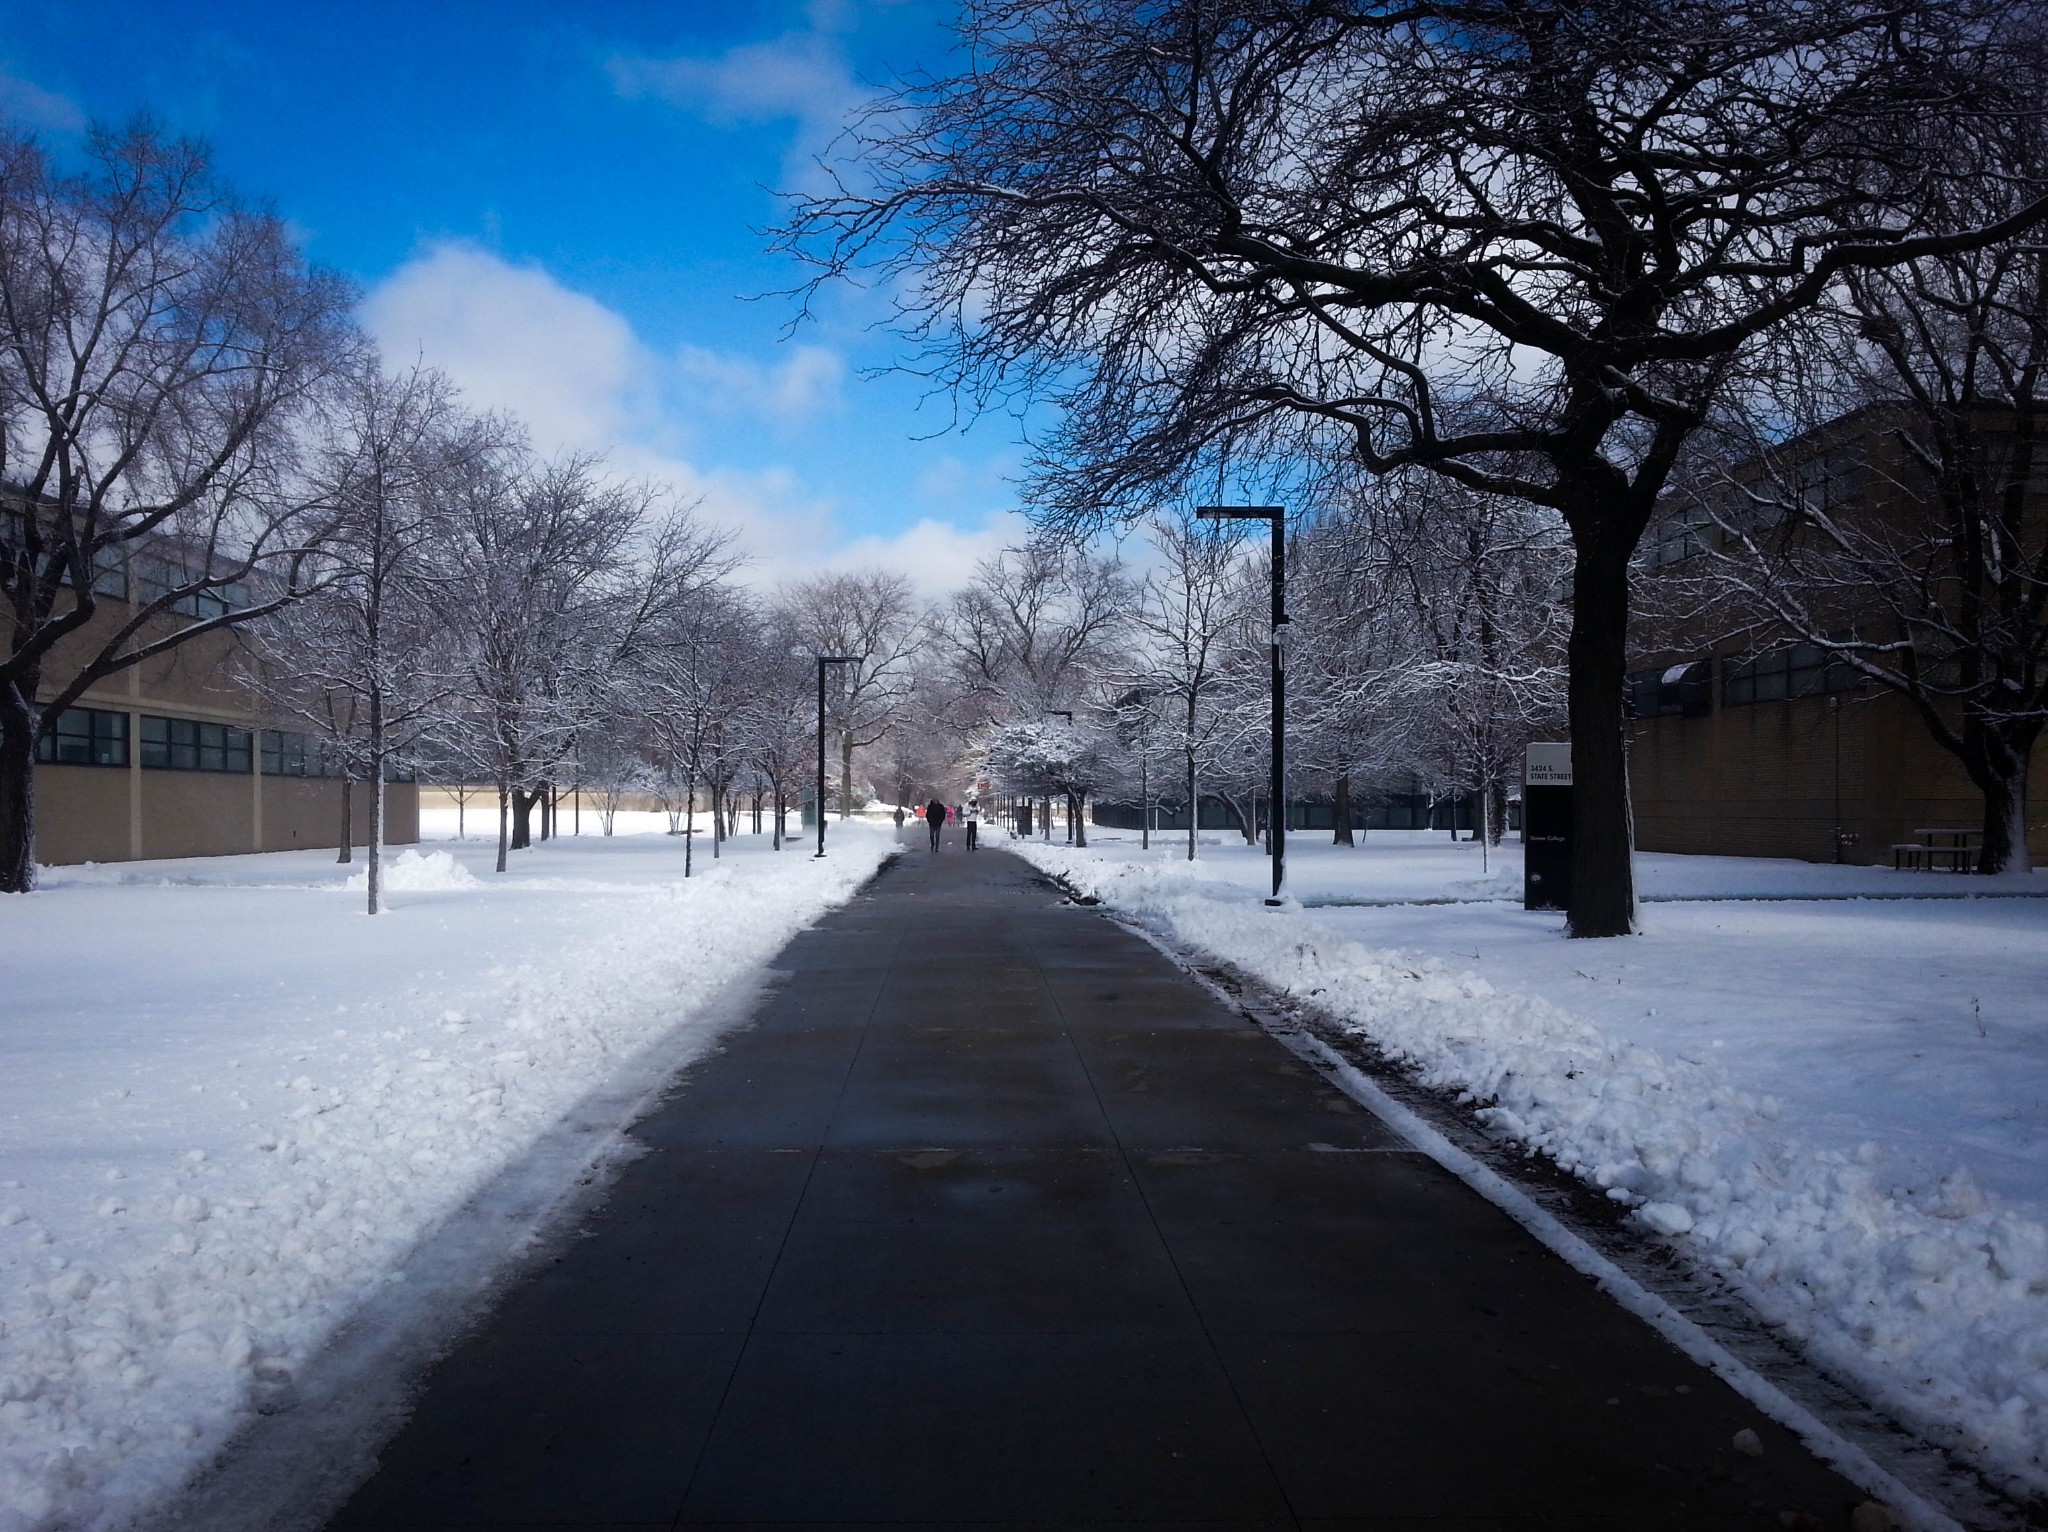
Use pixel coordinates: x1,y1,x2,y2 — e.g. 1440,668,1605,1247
1196,505,1288,905
814,654,859,858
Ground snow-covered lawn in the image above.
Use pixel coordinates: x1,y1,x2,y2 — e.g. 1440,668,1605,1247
0,814,895,1532
1013,828,2048,1499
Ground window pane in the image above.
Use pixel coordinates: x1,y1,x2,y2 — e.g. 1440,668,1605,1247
225,729,251,772
94,712,127,767
141,715,170,769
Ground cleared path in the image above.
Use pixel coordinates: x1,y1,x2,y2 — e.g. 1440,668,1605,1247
328,840,1867,1530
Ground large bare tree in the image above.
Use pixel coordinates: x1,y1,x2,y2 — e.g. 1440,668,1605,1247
0,122,357,891
783,0,2048,934
778,570,923,817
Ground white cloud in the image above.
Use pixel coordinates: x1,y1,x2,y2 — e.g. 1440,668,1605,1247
607,28,866,184
810,511,1029,600
0,67,85,134
362,242,651,453
677,341,844,422
359,241,1009,593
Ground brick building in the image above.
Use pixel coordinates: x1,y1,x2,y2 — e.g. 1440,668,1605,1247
1624,409,2047,866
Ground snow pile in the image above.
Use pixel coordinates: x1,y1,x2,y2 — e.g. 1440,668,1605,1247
342,848,477,893
0,826,894,1532
1015,838,2048,1497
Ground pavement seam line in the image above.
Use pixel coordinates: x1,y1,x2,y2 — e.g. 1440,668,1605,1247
1113,911,1973,1532
664,874,904,1531
1023,877,1308,1532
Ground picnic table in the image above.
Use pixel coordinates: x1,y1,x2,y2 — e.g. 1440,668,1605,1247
1892,827,1981,871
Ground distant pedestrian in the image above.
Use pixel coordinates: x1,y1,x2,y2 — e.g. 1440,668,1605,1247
964,799,980,850
893,805,905,831
926,797,947,850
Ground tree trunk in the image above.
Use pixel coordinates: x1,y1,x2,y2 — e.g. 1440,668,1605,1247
772,786,783,850
1332,773,1355,847
496,782,510,873
337,775,355,864
839,736,855,819
1564,524,1638,937
711,785,723,859
684,775,696,876
0,688,39,894
1185,755,1198,862
510,788,535,850
1073,791,1088,848
369,769,386,915
366,692,384,916
1965,719,2039,874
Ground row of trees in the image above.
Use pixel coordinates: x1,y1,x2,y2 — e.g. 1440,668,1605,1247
0,120,922,906
779,0,2048,930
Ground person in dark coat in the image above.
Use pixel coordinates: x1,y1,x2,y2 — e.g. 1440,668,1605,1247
926,797,948,850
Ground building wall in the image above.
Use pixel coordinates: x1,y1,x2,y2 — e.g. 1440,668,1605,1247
32,624,419,868
1628,682,2048,864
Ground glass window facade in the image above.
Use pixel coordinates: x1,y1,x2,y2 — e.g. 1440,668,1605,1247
34,707,129,767
140,715,252,772
1723,644,1856,706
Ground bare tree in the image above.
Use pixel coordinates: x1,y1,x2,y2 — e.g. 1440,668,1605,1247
0,122,358,891
783,0,2048,934
1680,219,2048,872
934,543,1133,735
1125,512,1263,861
778,570,922,816
239,364,498,910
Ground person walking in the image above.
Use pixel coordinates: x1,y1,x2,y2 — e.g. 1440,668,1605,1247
964,798,980,850
925,797,948,851
892,805,906,832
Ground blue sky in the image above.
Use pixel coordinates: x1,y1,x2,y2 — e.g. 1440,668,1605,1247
0,0,1034,592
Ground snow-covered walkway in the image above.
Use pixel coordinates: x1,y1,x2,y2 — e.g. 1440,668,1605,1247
1013,829,2048,1501
0,815,895,1532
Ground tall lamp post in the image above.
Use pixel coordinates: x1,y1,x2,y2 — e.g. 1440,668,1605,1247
814,654,859,858
1196,505,1289,905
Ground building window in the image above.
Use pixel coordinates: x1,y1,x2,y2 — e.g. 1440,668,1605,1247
1723,644,1856,706
261,728,311,776
132,557,246,619
1648,505,1714,566
34,707,129,767
1627,661,1711,719
141,715,252,772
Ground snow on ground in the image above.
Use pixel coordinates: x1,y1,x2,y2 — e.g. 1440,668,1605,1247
0,813,893,1532
1012,827,2048,1498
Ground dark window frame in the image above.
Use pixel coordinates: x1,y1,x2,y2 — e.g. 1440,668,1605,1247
140,714,253,773
1723,644,1857,707
34,706,129,767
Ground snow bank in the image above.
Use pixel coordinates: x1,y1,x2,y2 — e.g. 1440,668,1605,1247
1015,838,2048,1498
0,826,894,1532
341,848,477,893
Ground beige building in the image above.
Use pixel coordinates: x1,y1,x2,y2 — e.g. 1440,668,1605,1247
31,579,418,869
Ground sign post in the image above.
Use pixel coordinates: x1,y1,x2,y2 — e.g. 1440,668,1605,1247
1522,742,1573,911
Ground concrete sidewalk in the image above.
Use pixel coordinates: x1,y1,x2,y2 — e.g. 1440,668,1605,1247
327,840,1869,1530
